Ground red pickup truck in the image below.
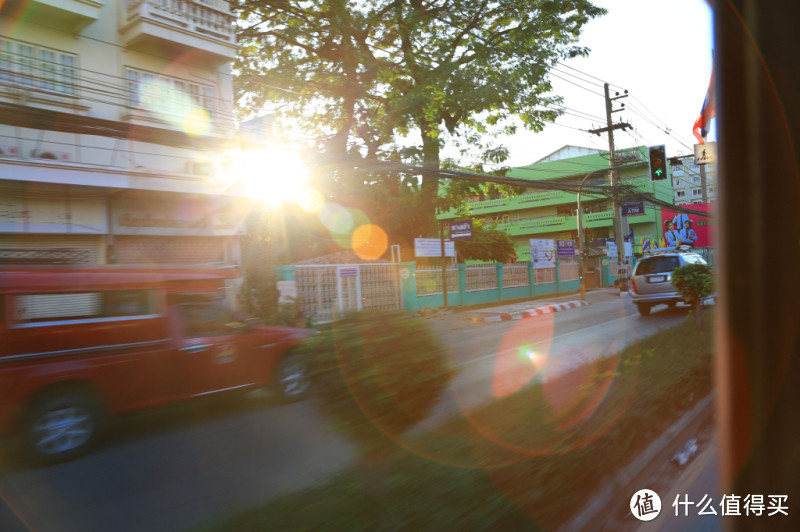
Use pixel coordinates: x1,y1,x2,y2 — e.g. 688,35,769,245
0,266,314,462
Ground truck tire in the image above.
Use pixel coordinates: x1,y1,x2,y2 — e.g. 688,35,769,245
27,394,99,463
637,303,652,316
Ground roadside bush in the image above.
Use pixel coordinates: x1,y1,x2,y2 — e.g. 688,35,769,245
238,267,306,327
296,311,454,526
671,263,714,328
300,311,454,453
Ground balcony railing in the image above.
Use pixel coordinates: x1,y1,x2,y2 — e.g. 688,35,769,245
122,0,236,63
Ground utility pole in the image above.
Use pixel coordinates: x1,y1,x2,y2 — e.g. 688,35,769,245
589,83,631,292
699,163,709,203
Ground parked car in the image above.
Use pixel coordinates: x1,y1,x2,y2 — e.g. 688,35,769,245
629,247,710,315
0,265,314,463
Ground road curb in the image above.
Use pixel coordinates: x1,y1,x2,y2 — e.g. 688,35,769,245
557,392,716,532
481,300,589,322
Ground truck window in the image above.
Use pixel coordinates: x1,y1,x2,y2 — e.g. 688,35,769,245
175,300,245,337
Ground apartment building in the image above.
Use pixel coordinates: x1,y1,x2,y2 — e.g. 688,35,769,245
0,0,245,266
439,145,675,260
671,155,717,205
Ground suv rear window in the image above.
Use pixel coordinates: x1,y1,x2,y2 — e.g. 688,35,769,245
636,256,681,275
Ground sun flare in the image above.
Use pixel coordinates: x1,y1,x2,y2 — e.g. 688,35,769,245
223,147,310,207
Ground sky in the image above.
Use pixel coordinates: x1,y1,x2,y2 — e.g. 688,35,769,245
502,0,715,167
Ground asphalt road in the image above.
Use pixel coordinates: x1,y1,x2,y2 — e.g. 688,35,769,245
0,295,697,532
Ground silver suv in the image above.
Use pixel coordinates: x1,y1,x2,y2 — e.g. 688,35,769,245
629,247,709,315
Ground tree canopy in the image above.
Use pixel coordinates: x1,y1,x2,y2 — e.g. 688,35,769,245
233,0,605,252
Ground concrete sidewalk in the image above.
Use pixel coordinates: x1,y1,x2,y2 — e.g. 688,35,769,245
420,287,624,327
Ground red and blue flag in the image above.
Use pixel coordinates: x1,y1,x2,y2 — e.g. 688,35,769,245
693,69,715,144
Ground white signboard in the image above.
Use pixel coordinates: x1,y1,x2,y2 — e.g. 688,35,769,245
694,142,717,165
414,238,455,257
530,238,556,269
277,281,297,304
606,241,633,258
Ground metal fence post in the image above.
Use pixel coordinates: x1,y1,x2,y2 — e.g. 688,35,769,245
496,262,503,300
527,261,534,297
555,260,561,293
458,263,467,305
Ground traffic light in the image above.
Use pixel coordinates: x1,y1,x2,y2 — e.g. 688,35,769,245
648,145,667,181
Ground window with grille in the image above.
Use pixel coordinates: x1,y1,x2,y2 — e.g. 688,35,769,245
13,290,157,325
126,68,215,120
0,37,77,95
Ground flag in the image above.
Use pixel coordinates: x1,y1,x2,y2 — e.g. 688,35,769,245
693,69,715,144
642,237,651,253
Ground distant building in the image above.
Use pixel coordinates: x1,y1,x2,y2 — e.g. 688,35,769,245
671,156,717,206
0,0,245,268
438,145,676,259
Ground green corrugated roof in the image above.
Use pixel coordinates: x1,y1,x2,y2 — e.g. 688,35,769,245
508,146,649,181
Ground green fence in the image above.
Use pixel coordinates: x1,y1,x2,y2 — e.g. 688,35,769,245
276,258,620,321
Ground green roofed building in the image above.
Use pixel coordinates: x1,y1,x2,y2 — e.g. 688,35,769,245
438,145,676,261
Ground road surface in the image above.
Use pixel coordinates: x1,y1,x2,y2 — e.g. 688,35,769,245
0,294,696,532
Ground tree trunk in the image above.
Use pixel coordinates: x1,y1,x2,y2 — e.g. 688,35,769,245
694,297,704,329
418,119,441,235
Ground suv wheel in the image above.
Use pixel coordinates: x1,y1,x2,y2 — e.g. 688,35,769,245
28,394,99,463
274,353,311,402
637,303,652,316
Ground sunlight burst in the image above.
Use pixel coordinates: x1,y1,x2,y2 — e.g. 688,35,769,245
223,147,309,207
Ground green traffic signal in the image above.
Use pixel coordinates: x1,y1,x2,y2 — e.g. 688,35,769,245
648,145,668,181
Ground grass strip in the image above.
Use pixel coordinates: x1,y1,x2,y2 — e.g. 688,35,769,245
203,312,714,531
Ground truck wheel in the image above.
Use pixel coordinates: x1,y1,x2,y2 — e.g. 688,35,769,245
28,394,99,463
637,304,652,316
274,353,311,402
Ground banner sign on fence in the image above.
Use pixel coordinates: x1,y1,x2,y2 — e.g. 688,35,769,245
530,238,556,269
556,239,576,258
339,267,358,278
449,220,473,240
414,238,455,257
276,280,297,304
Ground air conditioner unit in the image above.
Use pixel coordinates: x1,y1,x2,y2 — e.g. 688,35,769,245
30,149,71,161
0,146,19,157
185,161,214,176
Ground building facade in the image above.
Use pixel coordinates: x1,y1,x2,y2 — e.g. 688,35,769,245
439,145,676,260
671,155,717,205
0,0,246,269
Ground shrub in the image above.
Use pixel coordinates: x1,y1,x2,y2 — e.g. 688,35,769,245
671,263,714,328
299,311,454,453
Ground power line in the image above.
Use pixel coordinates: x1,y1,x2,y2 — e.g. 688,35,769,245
555,61,609,86
549,71,605,96
551,65,606,88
